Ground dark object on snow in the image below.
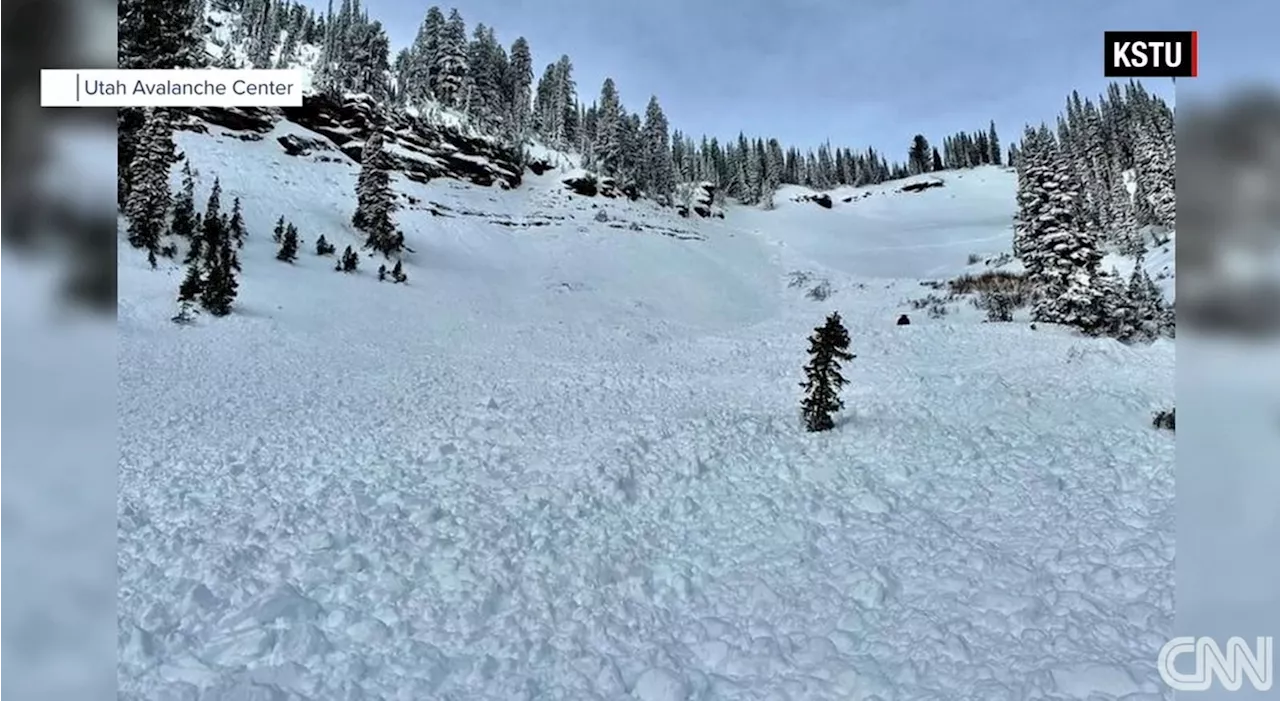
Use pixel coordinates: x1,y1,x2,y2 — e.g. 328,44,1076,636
900,179,944,193
897,314,910,325
1153,407,1175,431
1030,323,1037,330
527,158,553,175
796,193,833,208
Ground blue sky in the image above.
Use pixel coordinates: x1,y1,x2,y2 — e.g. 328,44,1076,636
305,0,1274,159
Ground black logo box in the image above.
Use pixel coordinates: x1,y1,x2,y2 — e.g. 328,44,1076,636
1104,31,1197,78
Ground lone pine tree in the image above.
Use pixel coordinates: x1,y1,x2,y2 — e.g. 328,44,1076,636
315,234,336,255
800,312,855,433
276,222,300,262
173,261,204,324
171,161,198,242
352,132,404,257
335,245,359,272
228,196,247,248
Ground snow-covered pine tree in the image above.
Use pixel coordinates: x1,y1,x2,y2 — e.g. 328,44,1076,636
125,109,176,266
988,120,1002,166
403,6,445,103
197,179,239,316
1018,125,1112,333
800,312,855,433
228,196,247,248
315,234,336,255
553,55,578,147
335,245,359,272
351,133,402,256
763,139,785,207
532,63,555,140
391,259,406,283
814,143,834,190
313,0,338,93
1012,126,1046,260
593,78,624,178
276,222,300,261
505,37,534,143
344,19,392,100
433,9,468,108
118,0,202,209
462,24,505,127
1134,120,1175,228
247,0,279,68
1132,173,1159,228
273,215,286,243
975,131,991,165
171,161,198,243
908,135,931,174
201,234,240,316
174,260,204,323
1111,173,1145,256
275,19,299,68
198,177,225,269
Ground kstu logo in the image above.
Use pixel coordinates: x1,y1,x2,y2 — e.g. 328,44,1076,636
1104,31,1197,78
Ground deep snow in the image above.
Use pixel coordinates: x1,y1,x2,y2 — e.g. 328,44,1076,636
117,120,1175,700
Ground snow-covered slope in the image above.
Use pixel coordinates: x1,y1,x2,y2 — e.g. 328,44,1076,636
751,170,1021,280
117,124,1175,700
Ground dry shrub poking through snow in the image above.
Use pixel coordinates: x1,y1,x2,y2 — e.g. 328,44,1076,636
949,270,1034,308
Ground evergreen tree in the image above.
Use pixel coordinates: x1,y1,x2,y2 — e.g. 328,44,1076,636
931,147,944,172
178,261,203,303
593,78,625,177
228,196,247,247
276,21,299,68
273,215,286,243
640,96,675,199
800,312,855,433
197,179,239,316
505,37,534,142
198,177,225,269
315,234,336,255
433,9,468,107
247,0,279,68
117,0,205,208
403,6,445,103
124,109,175,266
462,24,506,128
908,134,931,174
1016,126,1111,334
988,120,1002,165
352,133,403,256
391,259,407,283
173,260,204,323
277,222,300,261
171,161,198,242
335,245,360,272
378,263,387,281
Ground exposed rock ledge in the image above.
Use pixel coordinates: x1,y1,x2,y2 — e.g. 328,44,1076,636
179,94,524,190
